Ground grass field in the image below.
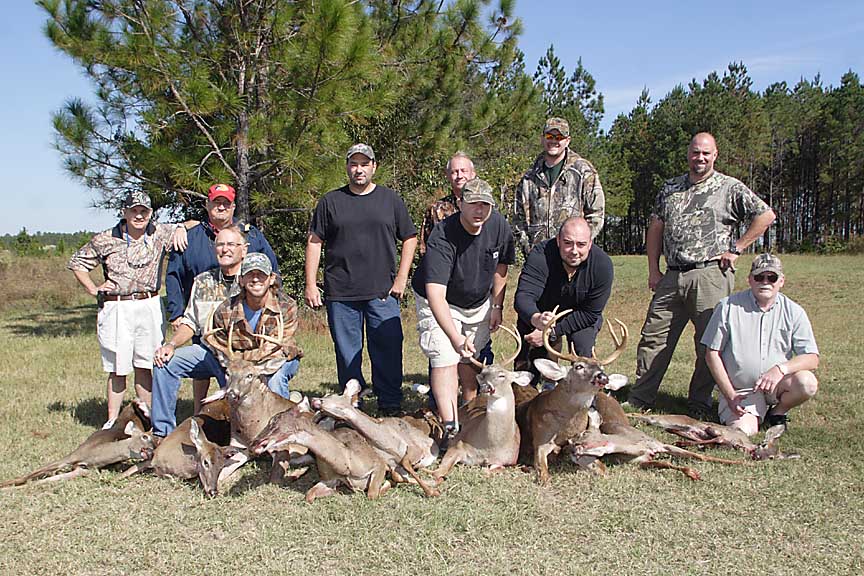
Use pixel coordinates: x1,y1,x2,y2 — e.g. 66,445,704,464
1,254,862,575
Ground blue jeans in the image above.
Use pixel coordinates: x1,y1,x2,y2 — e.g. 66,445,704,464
151,342,227,437
266,358,301,399
326,296,404,409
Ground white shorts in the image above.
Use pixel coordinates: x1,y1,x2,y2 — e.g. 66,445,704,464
717,388,778,426
97,296,166,375
414,293,490,368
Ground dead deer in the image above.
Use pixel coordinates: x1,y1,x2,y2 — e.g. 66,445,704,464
1,399,154,488
188,418,241,497
515,308,628,484
314,380,441,497
250,399,391,503
430,326,533,481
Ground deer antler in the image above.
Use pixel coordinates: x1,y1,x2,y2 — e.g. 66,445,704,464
202,308,235,360
542,307,628,365
542,307,593,363
468,324,522,368
596,318,628,366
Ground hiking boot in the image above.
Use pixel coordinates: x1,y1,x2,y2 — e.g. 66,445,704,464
763,412,789,431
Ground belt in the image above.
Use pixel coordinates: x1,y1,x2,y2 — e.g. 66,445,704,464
102,291,159,302
667,260,719,272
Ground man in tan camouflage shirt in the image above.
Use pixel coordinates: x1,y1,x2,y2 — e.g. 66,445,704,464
627,132,776,418
513,117,605,257
419,152,476,255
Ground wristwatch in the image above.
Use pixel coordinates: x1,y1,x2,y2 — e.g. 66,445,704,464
729,244,741,255
491,304,503,310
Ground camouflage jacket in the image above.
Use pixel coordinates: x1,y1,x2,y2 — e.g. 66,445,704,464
206,288,303,374
419,192,459,255
513,148,605,256
180,268,241,335
653,171,771,268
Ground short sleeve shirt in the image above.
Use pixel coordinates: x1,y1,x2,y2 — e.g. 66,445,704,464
412,211,516,309
701,290,819,390
309,185,417,301
653,171,770,267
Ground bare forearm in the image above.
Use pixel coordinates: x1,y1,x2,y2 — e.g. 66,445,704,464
304,237,322,288
491,264,507,306
782,353,819,374
396,236,417,281
736,209,776,251
426,285,461,344
72,269,98,296
646,218,663,273
706,349,737,400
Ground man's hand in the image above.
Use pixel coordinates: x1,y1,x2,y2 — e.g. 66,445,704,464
304,284,323,309
171,225,189,252
389,274,408,300
718,251,738,272
92,279,118,297
531,311,556,331
648,269,663,291
755,365,784,395
452,334,476,359
724,390,749,417
489,308,503,332
170,317,184,331
524,328,544,348
154,343,176,368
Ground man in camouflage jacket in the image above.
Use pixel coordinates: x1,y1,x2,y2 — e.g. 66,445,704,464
627,132,776,418
513,117,605,257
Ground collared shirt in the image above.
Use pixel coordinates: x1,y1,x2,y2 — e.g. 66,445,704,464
653,171,770,267
180,268,241,335
206,288,303,374
67,221,175,295
702,290,819,389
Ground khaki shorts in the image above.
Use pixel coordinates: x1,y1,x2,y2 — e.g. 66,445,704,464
97,296,166,375
717,388,777,425
414,293,490,368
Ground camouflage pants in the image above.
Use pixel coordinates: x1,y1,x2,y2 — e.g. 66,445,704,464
629,263,735,412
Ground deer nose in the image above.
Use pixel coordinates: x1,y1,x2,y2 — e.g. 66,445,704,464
593,371,609,387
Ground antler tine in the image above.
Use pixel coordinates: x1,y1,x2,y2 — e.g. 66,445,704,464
202,308,232,359
499,324,522,367
542,307,593,364
598,319,629,366
226,316,236,360
466,334,485,369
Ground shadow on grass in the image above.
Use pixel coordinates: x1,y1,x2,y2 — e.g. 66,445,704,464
47,397,198,429
612,387,720,422
5,304,94,338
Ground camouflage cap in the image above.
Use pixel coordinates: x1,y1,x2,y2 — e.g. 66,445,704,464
346,143,375,162
122,191,152,210
241,252,273,277
543,117,570,137
750,253,783,276
461,178,496,207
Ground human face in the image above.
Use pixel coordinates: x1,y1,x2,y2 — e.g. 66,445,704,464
123,205,152,233
557,221,592,272
214,229,247,271
240,270,275,300
347,154,377,190
748,271,784,305
207,196,236,227
446,157,476,195
687,134,718,182
458,200,493,233
542,130,570,161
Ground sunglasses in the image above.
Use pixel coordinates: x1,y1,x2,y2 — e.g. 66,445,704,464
753,272,779,283
544,132,568,142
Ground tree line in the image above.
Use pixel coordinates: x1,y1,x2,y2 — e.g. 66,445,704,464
40,1,863,293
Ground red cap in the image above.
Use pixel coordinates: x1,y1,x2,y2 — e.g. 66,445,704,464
208,183,236,202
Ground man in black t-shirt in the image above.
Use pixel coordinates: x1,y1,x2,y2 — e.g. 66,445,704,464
411,178,516,434
514,217,613,379
305,144,418,415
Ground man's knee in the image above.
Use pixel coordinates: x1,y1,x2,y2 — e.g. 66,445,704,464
794,370,818,399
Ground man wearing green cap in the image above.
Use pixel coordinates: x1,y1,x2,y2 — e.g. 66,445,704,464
411,178,516,438
513,117,605,257
701,254,819,435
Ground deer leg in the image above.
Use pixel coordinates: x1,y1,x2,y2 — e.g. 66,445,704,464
31,466,91,485
270,451,291,485
305,481,339,504
366,466,389,500
429,444,466,482
399,455,440,497
663,445,750,465
217,450,250,493
535,442,558,485
119,459,151,479
639,458,701,481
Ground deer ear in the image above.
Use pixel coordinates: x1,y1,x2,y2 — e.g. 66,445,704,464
288,390,304,404
124,421,140,436
189,419,204,452
511,371,535,387
534,359,568,382
344,379,361,397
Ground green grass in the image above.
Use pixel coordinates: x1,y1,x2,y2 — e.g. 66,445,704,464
1,254,862,575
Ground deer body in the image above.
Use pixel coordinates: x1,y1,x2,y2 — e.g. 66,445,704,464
251,404,390,502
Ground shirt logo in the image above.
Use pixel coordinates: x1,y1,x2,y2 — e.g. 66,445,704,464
492,251,499,259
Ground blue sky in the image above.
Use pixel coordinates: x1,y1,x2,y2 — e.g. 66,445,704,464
2,0,862,235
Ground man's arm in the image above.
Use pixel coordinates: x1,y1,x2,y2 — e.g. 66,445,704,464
390,235,417,299
721,209,777,271
582,171,605,239
514,245,553,347
512,177,531,257
705,349,747,417
304,232,324,308
755,353,819,396
646,216,664,291
426,283,474,358
489,263,508,332
154,324,195,368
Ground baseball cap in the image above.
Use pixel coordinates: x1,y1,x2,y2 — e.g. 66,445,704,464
208,183,236,202
750,253,783,276
122,191,152,210
241,252,273,277
461,178,496,207
346,143,375,162
543,117,570,137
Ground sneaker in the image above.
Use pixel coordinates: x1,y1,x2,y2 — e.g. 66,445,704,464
439,421,459,452
763,412,789,430
101,418,117,431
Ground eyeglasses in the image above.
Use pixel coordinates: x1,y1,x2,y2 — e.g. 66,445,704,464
215,241,245,249
753,272,779,283
544,133,568,142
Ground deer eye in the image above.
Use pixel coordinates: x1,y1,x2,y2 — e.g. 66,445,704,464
575,363,585,370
